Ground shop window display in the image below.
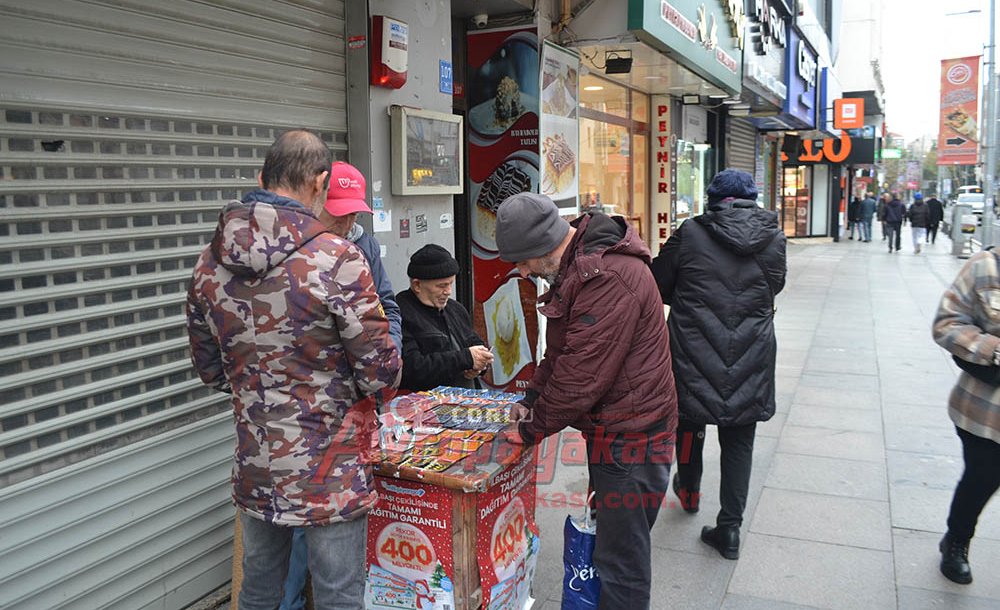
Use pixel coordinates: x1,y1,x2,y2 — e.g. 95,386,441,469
781,166,810,237
675,141,714,224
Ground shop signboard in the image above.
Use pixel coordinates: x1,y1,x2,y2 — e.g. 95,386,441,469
781,134,876,166
743,0,788,108
782,26,817,129
652,95,673,244
627,0,744,94
937,56,980,166
539,41,580,214
467,27,541,392
366,478,456,609
475,450,539,610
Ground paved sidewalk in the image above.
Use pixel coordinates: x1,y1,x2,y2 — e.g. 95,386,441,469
529,226,1000,609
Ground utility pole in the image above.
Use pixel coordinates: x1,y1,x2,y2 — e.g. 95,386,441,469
984,0,998,246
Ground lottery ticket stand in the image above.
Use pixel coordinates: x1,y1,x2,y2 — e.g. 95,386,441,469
365,388,539,610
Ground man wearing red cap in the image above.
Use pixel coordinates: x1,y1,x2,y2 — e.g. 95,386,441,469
280,161,402,610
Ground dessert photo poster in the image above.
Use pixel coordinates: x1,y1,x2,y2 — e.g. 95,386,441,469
467,26,541,393
540,41,580,215
937,55,980,166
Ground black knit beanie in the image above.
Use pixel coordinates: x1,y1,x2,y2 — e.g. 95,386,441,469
407,244,461,279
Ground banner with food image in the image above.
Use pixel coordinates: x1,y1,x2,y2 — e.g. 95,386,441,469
366,478,455,610
540,41,579,214
475,449,539,610
937,56,980,166
467,26,541,392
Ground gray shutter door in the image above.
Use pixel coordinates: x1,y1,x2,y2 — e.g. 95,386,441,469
726,116,758,175
0,1,348,608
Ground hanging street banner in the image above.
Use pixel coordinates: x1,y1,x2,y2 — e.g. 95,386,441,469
937,56,980,166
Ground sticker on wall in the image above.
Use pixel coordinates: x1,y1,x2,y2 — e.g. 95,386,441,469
374,209,392,233
439,213,454,229
373,180,382,193
415,214,428,233
399,218,411,238
372,196,384,210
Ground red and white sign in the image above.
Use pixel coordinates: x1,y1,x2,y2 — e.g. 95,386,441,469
476,450,539,610
937,56,980,166
651,96,673,245
366,478,454,609
833,98,864,130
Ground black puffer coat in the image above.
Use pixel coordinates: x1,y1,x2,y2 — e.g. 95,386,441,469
651,199,786,426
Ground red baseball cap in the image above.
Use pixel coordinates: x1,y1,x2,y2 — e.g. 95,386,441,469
324,162,372,216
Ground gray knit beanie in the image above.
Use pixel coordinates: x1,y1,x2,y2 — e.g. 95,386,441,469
495,193,571,263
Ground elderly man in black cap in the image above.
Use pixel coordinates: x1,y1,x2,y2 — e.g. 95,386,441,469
651,168,786,561
396,244,492,391
495,192,678,610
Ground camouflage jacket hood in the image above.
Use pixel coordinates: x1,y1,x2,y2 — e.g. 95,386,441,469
187,191,401,526
210,189,328,279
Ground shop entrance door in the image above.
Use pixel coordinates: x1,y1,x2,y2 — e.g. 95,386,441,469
675,140,714,225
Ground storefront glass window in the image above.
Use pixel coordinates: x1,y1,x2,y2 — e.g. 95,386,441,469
580,75,628,119
781,166,810,236
580,119,630,214
675,141,714,224
632,134,648,237
578,76,651,242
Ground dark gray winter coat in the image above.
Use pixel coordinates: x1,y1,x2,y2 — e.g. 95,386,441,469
651,199,787,426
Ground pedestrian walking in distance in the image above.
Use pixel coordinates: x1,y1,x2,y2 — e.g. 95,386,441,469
907,193,930,254
927,195,944,244
859,191,877,243
885,193,905,253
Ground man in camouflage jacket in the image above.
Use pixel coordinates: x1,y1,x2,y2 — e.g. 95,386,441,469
186,130,401,610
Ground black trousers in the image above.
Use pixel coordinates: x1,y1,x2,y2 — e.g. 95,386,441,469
586,430,672,610
928,222,940,243
887,221,902,251
675,419,757,528
946,426,1000,543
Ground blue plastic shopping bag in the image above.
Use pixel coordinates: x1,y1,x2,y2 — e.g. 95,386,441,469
561,494,600,609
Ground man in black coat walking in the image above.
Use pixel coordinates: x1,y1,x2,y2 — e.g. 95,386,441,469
926,195,944,244
651,169,787,560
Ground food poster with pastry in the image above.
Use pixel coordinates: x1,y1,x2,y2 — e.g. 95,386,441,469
475,449,539,610
366,478,456,610
540,41,580,215
467,26,541,392
937,56,980,166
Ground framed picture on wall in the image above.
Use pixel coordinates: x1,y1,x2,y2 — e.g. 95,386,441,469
390,106,464,195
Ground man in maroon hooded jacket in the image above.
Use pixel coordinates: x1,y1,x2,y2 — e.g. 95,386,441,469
495,192,678,610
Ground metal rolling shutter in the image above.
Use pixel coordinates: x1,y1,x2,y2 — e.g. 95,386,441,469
0,1,348,608
726,116,758,175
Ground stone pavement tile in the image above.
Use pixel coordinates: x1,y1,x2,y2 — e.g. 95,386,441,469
765,453,887,501
786,403,883,433
720,593,824,610
893,529,1000,601
777,426,885,463
796,371,880,393
884,424,962,457
878,355,954,376
777,348,809,369
811,332,876,350
889,484,1000,541
728,533,896,609
887,450,963,492
648,547,731,610
896,586,1000,610
748,488,891,551
792,386,881,410
756,411,787,438
803,354,878,377
879,378,954,406
882,403,953,429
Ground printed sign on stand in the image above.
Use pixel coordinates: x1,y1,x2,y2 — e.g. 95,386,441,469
475,450,539,610
366,478,455,609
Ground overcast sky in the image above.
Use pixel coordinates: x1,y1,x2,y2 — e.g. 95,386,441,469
880,0,993,142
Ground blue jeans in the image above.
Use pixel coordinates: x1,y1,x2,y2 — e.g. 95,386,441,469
279,529,308,610
238,511,368,610
861,219,873,241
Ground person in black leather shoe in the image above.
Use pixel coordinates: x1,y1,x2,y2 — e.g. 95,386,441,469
652,170,786,561
932,250,1000,585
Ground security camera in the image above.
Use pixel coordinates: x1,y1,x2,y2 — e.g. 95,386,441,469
472,13,488,29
